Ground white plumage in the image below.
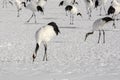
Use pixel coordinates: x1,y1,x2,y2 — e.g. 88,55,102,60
14,0,24,17
94,0,108,15
85,17,114,43
36,25,56,45
112,0,120,6
92,18,107,31
107,0,120,28
84,0,94,10
15,0,22,10
110,0,120,15
32,22,60,62
26,1,37,12
22,0,43,23
70,5,77,15
38,0,47,9
65,5,82,24
84,0,94,19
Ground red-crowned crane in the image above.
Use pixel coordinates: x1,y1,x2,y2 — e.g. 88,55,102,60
32,22,60,62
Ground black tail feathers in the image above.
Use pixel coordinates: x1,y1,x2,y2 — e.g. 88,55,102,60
37,6,44,13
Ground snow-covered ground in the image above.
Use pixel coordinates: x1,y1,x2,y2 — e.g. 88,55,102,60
0,0,120,80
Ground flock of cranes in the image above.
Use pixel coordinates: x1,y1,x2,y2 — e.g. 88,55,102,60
1,0,120,62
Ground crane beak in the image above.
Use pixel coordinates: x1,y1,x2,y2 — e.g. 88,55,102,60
32,53,37,62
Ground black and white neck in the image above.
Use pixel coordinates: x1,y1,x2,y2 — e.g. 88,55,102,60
37,6,44,13
48,22,60,35
22,2,26,7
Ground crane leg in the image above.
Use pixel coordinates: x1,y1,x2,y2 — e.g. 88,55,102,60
70,13,72,24
98,30,101,43
113,20,116,28
72,15,74,25
103,30,105,43
27,13,34,23
17,10,20,17
33,13,37,23
43,43,48,61
88,9,92,20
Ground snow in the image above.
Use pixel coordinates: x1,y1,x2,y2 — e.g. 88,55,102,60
0,0,120,80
